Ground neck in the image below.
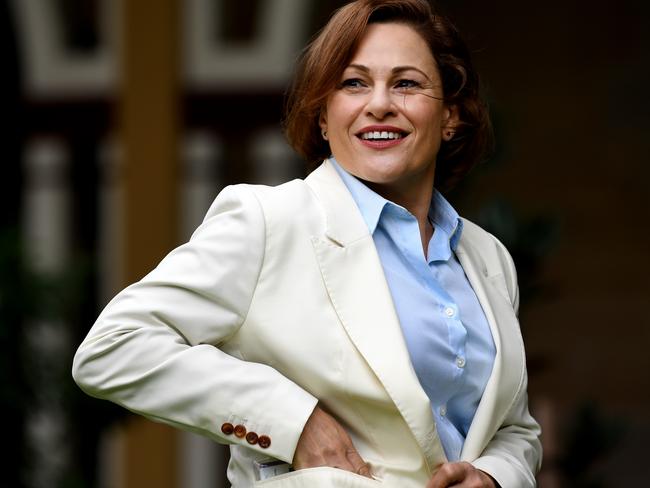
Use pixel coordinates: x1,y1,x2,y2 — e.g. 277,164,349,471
367,176,435,259
367,172,434,224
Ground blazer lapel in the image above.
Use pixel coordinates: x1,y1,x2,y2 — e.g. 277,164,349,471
306,160,446,471
455,234,525,460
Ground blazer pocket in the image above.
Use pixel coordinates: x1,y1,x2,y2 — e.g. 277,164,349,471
254,467,383,487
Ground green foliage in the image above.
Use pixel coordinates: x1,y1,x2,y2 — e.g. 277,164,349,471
0,228,125,487
0,229,35,487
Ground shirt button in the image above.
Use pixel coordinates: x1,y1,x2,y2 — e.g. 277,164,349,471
440,405,447,417
456,356,466,368
444,307,455,318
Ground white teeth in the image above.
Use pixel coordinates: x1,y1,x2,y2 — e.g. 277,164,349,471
361,131,403,140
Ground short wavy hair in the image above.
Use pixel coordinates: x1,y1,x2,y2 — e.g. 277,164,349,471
283,0,492,191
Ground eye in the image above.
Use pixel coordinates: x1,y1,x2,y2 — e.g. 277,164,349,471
394,79,421,90
339,78,367,90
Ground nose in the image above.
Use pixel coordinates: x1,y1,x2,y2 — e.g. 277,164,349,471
365,86,396,120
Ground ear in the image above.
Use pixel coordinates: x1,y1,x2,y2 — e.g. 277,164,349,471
441,104,460,142
318,109,329,141
319,109,328,134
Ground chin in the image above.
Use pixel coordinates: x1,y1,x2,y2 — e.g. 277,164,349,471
358,170,408,187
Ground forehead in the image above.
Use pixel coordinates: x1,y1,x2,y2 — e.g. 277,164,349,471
348,22,436,73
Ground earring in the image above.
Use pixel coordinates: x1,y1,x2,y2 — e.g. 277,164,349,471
445,130,455,141
322,130,328,140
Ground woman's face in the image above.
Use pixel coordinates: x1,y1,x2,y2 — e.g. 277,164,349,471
320,22,457,196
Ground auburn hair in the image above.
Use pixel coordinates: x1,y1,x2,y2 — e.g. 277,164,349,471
283,0,492,192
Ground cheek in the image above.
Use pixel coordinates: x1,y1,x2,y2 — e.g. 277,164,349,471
401,98,443,126
326,95,363,128
414,111,444,137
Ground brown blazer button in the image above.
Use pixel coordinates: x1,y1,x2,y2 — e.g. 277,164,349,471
258,435,271,449
221,423,234,435
245,432,259,445
234,424,247,438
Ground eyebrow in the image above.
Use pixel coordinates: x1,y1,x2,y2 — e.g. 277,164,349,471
346,63,432,81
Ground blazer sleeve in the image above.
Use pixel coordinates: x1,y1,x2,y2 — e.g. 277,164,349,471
472,236,543,488
72,185,318,463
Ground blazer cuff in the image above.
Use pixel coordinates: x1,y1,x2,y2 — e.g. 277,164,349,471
269,388,319,464
217,383,318,465
472,455,536,488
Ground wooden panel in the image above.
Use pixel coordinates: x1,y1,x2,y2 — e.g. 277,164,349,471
119,0,180,486
121,0,180,284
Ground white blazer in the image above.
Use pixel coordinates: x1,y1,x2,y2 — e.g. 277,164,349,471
73,159,541,487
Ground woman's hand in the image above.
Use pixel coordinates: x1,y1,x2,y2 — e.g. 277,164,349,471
426,462,498,488
293,405,371,478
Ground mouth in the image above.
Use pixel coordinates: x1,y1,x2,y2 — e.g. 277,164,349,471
359,130,406,141
355,126,409,148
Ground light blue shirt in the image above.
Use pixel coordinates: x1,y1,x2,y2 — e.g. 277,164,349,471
331,159,496,461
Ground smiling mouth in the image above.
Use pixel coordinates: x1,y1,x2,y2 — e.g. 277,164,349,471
355,129,409,148
358,130,407,141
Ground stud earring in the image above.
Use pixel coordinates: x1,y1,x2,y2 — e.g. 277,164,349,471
322,130,328,140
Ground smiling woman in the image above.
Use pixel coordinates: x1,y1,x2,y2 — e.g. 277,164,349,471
284,0,491,193
72,1,541,487
320,23,452,229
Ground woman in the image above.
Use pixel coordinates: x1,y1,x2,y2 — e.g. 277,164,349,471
73,1,542,486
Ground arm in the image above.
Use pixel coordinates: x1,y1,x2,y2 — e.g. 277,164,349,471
72,185,317,463
471,384,541,487
471,235,542,487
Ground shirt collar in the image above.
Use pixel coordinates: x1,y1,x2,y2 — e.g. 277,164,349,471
429,190,463,252
330,157,463,251
330,157,387,234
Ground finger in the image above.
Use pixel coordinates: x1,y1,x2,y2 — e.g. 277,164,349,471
330,453,358,474
345,447,372,478
427,462,469,488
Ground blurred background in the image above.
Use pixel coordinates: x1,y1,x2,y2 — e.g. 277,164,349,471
1,0,648,487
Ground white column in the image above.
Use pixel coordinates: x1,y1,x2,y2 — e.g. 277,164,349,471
250,127,302,186
179,131,229,487
96,137,126,488
180,131,224,240
97,137,125,306
22,137,72,488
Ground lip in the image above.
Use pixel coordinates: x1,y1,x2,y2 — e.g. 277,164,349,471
355,125,410,149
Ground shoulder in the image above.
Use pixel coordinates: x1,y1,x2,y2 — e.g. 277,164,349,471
459,218,516,273
242,178,316,210
205,179,314,220
459,217,519,310
209,179,325,238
